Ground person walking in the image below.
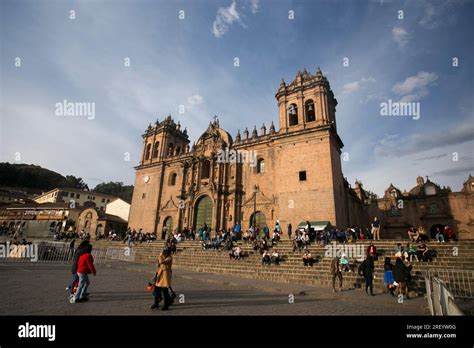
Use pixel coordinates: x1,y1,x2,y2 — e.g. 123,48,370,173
393,257,412,299
73,244,96,303
151,248,173,311
383,257,396,296
371,217,381,241
359,255,375,296
330,257,343,292
66,240,89,294
287,223,292,240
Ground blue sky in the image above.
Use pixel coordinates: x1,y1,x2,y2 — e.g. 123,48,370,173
1,0,473,195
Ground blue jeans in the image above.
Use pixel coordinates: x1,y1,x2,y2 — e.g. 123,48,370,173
436,233,445,242
74,273,90,301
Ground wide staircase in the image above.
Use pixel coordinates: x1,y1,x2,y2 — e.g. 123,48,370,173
90,238,474,296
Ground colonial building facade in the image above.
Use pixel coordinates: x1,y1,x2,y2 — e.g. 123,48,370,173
128,68,366,235
128,68,473,239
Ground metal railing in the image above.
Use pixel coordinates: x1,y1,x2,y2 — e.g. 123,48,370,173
0,242,107,264
425,269,474,316
427,269,474,299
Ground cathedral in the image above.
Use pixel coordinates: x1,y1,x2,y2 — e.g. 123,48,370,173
128,68,474,239
128,68,366,235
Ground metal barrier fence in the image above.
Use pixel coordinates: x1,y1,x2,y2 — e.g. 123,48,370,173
0,242,107,264
425,269,474,316
427,269,474,299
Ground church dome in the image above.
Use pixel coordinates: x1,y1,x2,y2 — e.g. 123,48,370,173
195,118,233,148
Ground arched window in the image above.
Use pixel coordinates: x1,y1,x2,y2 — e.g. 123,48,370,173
145,143,152,160
168,143,174,156
176,147,181,155
257,159,265,174
288,103,298,126
201,160,210,179
305,99,315,122
152,142,160,158
429,203,438,214
168,172,177,186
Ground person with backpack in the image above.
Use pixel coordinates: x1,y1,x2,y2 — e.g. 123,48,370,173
73,243,96,303
359,255,375,296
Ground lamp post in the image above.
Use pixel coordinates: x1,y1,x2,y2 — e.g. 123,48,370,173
252,185,258,230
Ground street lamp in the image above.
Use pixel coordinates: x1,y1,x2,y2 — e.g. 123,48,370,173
252,185,258,230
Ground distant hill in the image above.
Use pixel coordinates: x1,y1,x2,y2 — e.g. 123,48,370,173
0,163,134,202
0,163,66,191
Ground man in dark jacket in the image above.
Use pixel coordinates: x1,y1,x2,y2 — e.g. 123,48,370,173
359,256,375,295
393,257,412,299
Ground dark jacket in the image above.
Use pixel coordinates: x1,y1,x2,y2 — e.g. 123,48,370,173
393,262,412,283
358,258,374,276
71,246,88,274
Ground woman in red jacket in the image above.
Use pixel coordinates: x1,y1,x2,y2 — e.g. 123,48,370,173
73,244,96,303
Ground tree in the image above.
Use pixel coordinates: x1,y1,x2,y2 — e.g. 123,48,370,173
93,181,134,203
60,175,89,190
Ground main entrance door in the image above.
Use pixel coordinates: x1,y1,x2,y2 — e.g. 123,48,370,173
250,211,266,232
194,196,213,231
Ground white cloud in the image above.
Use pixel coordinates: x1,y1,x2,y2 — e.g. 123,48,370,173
212,1,241,38
250,0,259,14
392,71,438,102
342,77,376,95
374,122,474,158
187,94,203,106
392,26,409,48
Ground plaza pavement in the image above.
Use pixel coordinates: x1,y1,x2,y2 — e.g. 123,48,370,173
0,261,429,315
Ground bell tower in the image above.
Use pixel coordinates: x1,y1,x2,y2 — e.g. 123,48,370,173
140,115,190,166
275,67,338,133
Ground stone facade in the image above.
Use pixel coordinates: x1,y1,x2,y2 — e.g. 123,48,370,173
128,67,473,240
368,175,474,239
128,68,365,236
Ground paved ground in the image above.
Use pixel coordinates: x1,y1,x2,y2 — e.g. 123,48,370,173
0,261,429,315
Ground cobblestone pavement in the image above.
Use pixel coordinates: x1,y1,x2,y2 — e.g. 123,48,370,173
0,262,429,315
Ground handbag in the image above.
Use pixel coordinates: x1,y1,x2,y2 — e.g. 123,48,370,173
146,273,157,293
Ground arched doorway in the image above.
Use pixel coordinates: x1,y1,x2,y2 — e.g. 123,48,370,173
194,196,213,231
430,224,445,239
163,216,173,236
249,211,266,232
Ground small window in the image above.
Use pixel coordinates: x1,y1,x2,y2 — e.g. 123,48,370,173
299,171,307,181
102,198,105,203
70,192,74,197
169,173,177,186
201,160,210,179
142,193,146,199
76,193,80,199
257,159,265,174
